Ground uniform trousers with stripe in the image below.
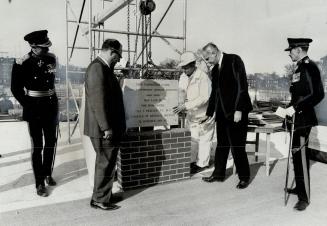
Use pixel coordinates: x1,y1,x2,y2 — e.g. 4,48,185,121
28,118,58,188
292,127,311,203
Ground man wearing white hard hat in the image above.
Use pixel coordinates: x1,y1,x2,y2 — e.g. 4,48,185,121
173,52,214,174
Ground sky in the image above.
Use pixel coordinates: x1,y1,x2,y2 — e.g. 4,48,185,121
1,0,327,74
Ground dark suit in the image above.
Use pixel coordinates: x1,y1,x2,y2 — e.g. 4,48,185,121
84,57,126,203
11,52,58,188
287,56,324,203
206,53,252,181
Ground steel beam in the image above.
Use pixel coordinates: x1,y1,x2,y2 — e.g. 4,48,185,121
84,0,134,35
91,28,184,40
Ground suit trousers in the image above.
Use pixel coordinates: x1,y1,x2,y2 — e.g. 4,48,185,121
90,138,119,204
292,127,311,203
28,118,58,187
212,114,250,181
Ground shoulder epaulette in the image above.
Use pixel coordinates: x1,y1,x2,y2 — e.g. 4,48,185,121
45,52,56,59
16,54,30,65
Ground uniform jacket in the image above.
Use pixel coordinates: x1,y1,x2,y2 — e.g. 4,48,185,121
11,52,58,122
289,56,324,130
206,53,253,120
84,57,126,142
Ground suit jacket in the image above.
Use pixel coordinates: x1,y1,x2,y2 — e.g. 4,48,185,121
206,53,253,120
288,56,324,130
11,52,58,122
84,57,126,142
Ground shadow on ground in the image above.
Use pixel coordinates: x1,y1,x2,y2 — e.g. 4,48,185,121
0,143,83,168
0,158,87,193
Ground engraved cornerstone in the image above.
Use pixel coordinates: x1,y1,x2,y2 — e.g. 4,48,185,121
122,79,178,128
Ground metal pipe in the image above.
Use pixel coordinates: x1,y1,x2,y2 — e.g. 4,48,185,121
68,46,135,52
69,0,86,60
183,0,187,51
67,71,86,74
68,68,182,72
84,0,134,35
154,0,175,32
141,15,144,78
89,0,93,62
91,28,184,40
154,31,182,55
67,20,93,25
65,0,71,143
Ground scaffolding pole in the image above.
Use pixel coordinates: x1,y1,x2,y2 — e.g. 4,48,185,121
183,0,187,51
65,0,71,143
89,0,93,62
91,28,184,39
65,0,188,142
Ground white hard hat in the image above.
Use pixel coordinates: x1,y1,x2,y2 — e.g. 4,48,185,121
178,52,196,67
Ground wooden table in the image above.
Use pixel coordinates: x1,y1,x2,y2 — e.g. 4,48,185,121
247,120,284,176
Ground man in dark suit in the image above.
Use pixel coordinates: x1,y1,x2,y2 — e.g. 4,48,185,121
11,30,58,197
84,39,126,211
284,38,324,211
200,42,252,189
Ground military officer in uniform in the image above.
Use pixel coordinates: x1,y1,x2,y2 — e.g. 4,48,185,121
11,30,59,197
284,38,324,211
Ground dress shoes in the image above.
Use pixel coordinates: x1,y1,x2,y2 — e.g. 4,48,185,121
90,200,120,211
285,187,297,195
36,184,48,197
191,165,207,174
45,176,57,186
294,200,309,211
202,175,225,183
236,180,249,189
110,194,123,203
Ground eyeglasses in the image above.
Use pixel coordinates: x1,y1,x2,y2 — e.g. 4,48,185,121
110,48,122,58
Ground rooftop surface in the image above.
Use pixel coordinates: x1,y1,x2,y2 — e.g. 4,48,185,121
1,121,327,226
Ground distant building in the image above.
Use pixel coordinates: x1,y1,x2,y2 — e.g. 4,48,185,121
247,72,290,102
320,55,327,92
0,57,15,87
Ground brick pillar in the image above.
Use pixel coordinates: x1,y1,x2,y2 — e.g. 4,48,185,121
117,128,191,190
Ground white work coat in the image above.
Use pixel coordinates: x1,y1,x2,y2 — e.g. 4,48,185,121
179,68,211,122
178,68,214,167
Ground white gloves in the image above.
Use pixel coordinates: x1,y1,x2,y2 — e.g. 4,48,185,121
286,106,295,117
275,106,296,118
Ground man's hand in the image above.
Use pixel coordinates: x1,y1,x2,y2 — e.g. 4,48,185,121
103,130,113,140
286,106,295,117
173,104,186,114
199,115,211,124
234,111,242,123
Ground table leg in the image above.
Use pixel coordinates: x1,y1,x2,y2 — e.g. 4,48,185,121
266,133,271,176
255,133,259,162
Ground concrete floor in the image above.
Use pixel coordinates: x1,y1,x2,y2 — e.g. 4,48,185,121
1,121,327,226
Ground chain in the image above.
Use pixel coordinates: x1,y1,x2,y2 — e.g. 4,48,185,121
148,14,152,60
144,16,149,67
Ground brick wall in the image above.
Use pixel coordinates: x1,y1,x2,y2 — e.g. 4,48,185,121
117,128,191,190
